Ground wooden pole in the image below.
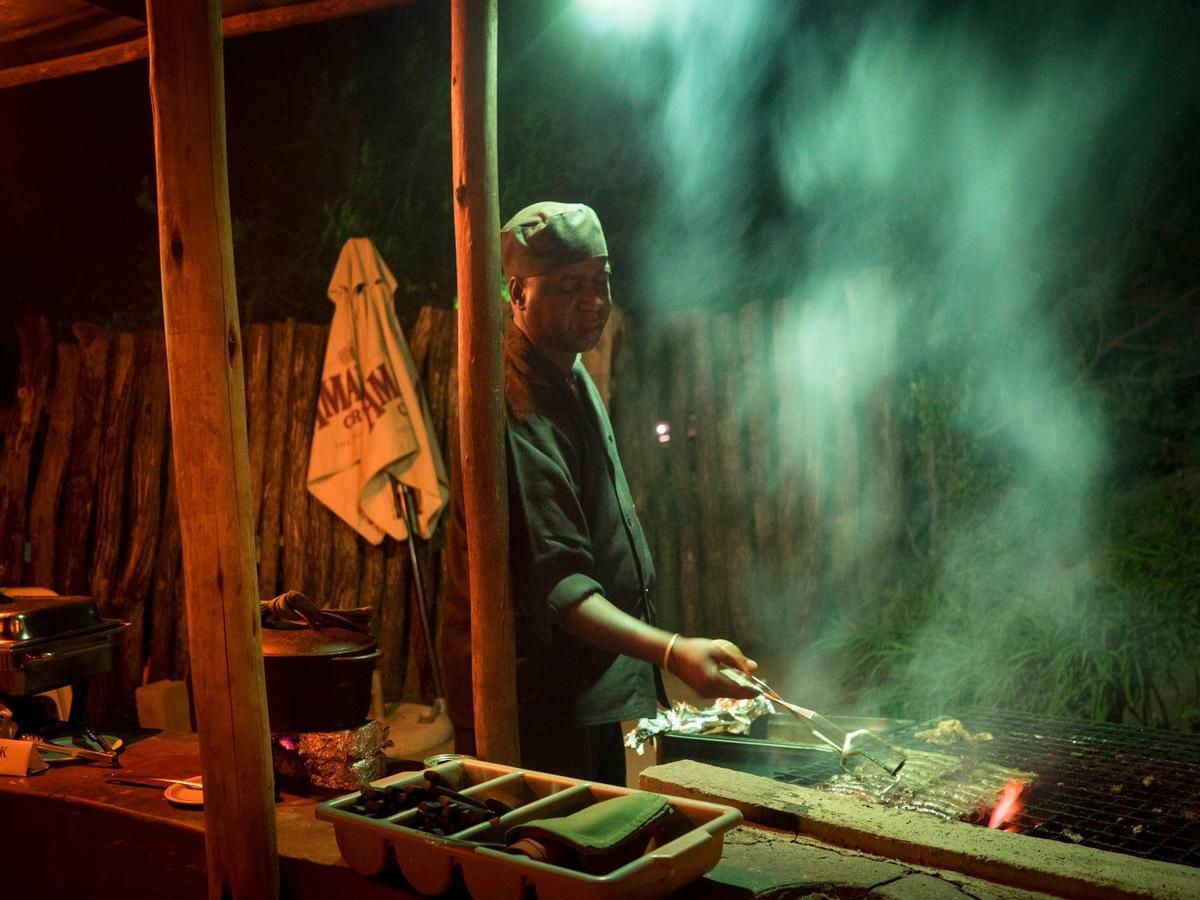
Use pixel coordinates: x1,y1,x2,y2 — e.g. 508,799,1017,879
113,331,171,714
57,324,110,594
29,342,80,588
451,0,518,764
0,0,418,91
145,2,278,898
88,332,137,608
0,316,52,586
259,320,296,598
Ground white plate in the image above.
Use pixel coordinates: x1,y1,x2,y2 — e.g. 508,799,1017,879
164,775,204,808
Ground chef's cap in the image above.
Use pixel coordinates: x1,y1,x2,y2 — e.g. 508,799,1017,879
500,201,608,278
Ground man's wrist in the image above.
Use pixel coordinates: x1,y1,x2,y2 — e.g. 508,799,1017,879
661,632,680,672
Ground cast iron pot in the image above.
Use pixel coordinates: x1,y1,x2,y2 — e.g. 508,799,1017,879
260,591,380,734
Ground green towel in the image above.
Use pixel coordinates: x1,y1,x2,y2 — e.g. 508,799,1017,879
505,792,675,874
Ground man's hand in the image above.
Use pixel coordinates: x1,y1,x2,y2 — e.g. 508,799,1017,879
557,594,761,699
668,637,760,699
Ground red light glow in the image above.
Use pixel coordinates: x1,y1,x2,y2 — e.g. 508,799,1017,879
987,780,1025,831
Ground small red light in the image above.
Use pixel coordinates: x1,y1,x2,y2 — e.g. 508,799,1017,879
988,780,1025,830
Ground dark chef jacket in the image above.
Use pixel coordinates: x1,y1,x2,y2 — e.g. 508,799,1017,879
440,323,659,731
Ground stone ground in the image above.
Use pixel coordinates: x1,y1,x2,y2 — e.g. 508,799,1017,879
674,824,1050,899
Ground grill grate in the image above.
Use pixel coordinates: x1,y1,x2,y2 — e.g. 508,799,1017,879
771,709,1200,867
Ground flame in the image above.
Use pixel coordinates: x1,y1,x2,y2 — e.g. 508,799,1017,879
987,780,1025,830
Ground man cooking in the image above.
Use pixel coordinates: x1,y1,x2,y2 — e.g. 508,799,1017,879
441,201,758,784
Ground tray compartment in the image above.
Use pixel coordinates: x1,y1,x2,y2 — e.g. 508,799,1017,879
322,763,513,875
316,761,741,898
460,785,738,900
452,782,614,846
418,758,514,793
326,760,520,823
326,812,395,876
456,769,575,815
389,819,462,895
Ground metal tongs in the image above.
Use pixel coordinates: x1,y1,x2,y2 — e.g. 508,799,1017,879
25,737,121,768
721,667,906,778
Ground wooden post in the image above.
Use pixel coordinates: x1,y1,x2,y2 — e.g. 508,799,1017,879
282,324,324,595
145,1,278,898
668,314,702,637
89,332,137,608
113,332,171,713
451,0,518,764
738,303,774,567
244,323,272,530
57,324,110,593
86,332,139,720
0,316,53,586
259,320,296,598
379,538,411,698
29,342,80,588
148,464,185,683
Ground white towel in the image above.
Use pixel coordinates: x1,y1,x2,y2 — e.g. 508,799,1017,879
307,238,449,543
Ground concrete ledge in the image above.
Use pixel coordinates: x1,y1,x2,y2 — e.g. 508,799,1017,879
641,760,1200,900
702,825,1049,899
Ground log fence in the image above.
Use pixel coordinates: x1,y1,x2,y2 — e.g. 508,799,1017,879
0,308,462,719
609,297,901,649
0,317,52,587
0,291,899,719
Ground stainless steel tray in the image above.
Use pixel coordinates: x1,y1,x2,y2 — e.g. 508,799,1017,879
656,714,913,780
315,759,741,899
0,590,106,646
751,713,914,746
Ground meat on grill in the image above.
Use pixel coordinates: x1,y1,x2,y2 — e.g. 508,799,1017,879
914,718,994,747
820,749,1034,822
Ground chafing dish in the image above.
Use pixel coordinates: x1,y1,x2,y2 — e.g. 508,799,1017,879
0,587,126,698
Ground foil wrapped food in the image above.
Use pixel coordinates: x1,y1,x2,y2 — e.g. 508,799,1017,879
624,696,775,755
298,720,392,760
272,720,393,789
305,753,387,790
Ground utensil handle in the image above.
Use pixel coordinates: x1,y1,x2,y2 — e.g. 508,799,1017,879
106,776,203,789
30,739,119,766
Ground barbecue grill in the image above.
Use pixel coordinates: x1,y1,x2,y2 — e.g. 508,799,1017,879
660,708,1200,868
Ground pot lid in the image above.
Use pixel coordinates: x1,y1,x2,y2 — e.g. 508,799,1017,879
0,589,102,644
260,624,377,658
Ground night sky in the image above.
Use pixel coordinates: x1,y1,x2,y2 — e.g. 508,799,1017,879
2,1,1196,329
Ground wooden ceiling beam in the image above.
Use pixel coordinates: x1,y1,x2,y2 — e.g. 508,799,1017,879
82,0,147,22
0,0,414,91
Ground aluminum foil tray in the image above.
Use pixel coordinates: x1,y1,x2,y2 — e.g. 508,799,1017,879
315,758,741,899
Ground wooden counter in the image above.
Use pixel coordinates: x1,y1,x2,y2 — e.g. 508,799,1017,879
0,732,423,899
3,732,987,899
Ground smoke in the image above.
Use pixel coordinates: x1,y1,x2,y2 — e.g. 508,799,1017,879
598,1,1196,714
